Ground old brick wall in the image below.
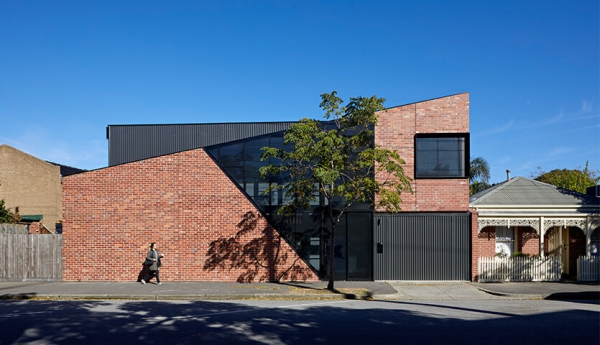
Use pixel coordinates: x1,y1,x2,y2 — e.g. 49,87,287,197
62,148,318,282
374,93,470,212
470,208,498,281
0,144,62,231
517,227,540,256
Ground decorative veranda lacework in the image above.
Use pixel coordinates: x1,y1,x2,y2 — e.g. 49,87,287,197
542,218,587,233
477,218,540,233
478,217,600,235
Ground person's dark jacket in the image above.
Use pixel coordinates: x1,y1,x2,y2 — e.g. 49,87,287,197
145,250,161,271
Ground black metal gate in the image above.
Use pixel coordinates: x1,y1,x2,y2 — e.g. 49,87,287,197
374,212,470,281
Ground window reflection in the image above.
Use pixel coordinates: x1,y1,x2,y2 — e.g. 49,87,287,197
415,134,468,178
206,132,374,279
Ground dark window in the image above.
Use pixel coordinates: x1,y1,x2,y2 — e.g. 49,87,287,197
415,134,469,178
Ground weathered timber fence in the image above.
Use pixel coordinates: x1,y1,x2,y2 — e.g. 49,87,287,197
477,256,561,282
0,224,29,234
0,234,62,281
577,256,599,282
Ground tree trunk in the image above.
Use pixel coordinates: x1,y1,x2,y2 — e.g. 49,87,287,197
326,205,342,291
327,226,335,290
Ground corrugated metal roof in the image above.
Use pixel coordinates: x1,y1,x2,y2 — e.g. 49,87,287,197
106,122,295,166
469,176,600,207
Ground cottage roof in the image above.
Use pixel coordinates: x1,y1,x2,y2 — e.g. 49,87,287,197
470,176,599,207
470,176,600,234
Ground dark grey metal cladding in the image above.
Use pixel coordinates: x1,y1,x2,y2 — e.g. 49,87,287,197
374,212,471,281
107,122,295,166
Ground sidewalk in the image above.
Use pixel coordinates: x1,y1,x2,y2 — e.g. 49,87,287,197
0,280,598,301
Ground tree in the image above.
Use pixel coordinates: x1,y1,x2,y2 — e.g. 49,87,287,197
532,161,600,194
260,91,412,290
470,156,491,195
0,199,19,224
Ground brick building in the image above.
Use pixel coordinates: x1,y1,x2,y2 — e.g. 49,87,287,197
0,144,62,233
62,93,472,282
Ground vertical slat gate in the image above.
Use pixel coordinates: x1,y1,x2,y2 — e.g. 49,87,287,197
374,212,471,281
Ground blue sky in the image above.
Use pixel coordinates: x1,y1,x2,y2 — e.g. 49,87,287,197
1,1,598,184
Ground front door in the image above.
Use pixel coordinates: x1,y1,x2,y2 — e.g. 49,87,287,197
561,228,569,275
347,212,373,280
331,212,373,281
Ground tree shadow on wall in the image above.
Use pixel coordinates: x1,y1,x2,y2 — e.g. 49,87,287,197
203,211,314,283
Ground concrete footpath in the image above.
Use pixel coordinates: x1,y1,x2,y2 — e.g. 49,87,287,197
0,280,598,301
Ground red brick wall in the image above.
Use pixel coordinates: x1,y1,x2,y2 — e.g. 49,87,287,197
62,148,318,282
517,227,540,256
470,209,498,281
375,93,470,212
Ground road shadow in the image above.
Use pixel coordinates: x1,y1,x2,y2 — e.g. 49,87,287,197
545,291,600,300
1,298,598,344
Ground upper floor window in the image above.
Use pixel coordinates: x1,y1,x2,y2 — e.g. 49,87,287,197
415,133,469,179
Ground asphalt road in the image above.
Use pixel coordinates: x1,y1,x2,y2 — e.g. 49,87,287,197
0,299,598,344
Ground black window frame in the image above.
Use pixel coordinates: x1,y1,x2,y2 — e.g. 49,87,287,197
414,133,469,179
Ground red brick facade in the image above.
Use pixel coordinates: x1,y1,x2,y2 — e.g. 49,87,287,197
62,148,318,282
470,211,495,280
375,93,470,212
63,92,473,282
375,93,473,280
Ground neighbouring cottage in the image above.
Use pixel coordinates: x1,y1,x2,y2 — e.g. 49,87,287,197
62,93,472,282
470,174,600,281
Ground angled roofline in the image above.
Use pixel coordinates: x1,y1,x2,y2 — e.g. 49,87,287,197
105,93,471,127
385,92,469,110
106,120,298,127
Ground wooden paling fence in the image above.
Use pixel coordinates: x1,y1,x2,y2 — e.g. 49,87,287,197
577,256,599,282
478,256,561,282
0,224,29,234
0,234,62,281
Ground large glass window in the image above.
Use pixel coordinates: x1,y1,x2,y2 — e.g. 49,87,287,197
217,142,244,183
415,134,469,178
206,132,374,280
207,134,287,211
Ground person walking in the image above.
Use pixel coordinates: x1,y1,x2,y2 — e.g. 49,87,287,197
141,242,164,285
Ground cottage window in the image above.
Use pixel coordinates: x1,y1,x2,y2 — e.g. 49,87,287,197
591,229,600,257
495,226,514,257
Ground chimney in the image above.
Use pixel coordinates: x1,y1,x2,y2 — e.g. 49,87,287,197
506,170,511,181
